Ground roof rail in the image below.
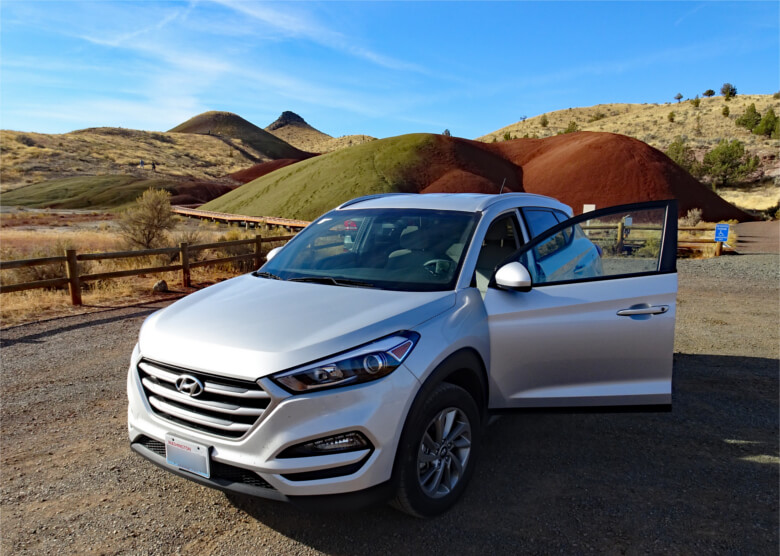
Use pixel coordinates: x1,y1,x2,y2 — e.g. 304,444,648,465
337,193,411,209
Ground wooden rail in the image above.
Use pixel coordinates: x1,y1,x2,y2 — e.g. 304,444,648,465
0,234,295,306
171,206,310,230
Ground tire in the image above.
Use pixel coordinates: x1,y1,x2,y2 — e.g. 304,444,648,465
392,383,481,517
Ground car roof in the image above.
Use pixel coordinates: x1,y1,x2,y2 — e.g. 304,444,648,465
337,193,572,214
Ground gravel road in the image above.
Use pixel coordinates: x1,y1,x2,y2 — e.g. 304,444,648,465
2,255,778,555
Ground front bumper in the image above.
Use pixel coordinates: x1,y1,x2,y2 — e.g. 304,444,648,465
127,345,419,500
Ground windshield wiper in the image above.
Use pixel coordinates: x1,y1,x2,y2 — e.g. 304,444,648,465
253,271,283,280
287,276,375,288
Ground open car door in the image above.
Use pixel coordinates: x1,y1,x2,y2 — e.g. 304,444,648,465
484,200,678,409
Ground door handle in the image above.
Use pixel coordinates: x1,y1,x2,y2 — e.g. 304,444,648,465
617,305,669,316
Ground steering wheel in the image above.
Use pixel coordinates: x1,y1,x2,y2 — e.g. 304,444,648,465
424,259,452,276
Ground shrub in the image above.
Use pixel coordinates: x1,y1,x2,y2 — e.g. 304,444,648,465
735,103,761,131
442,129,451,137
690,95,701,108
502,132,512,141
668,112,676,122
774,92,780,100
720,83,737,100
118,188,176,249
559,121,579,134
540,114,549,128
15,134,38,147
665,136,702,178
722,106,730,117
679,208,703,227
703,89,716,98
701,139,759,187
753,107,777,137
588,112,606,122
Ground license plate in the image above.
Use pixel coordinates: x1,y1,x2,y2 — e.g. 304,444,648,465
165,434,210,478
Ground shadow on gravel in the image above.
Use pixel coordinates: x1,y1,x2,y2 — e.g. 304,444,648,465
0,304,162,348
227,353,778,554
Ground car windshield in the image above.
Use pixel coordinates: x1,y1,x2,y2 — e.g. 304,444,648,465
260,208,479,291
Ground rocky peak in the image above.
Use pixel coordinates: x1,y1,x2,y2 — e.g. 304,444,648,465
266,111,309,131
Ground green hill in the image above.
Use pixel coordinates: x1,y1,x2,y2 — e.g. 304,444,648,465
201,133,521,220
169,111,310,160
1,174,234,210
1,175,178,210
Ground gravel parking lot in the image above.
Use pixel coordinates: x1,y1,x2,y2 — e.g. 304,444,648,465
1,255,778,555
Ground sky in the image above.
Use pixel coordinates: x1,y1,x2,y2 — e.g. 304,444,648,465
1,1,778,139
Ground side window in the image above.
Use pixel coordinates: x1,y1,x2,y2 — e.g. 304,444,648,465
521,209,560,238
552,209,570,223
474,214,521,292
518,206,669,285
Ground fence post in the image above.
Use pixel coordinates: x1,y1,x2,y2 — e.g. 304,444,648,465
65,249,82,306
254,235,264,270
714,241,723,257
616,221,625,254
180,242,190,288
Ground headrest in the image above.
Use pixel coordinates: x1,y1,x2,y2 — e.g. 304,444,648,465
485,224,506,242
400,228,432,250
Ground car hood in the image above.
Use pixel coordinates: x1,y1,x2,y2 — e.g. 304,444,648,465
139,274,455,381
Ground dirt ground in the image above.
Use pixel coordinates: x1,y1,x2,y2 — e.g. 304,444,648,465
0,255,777,555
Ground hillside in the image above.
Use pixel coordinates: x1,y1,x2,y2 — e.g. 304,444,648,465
264,110,376,153
169,111,310,160
0,175,235,210
202,133,521,221
478,94,779,176
203,132,748,222
0,127,263,193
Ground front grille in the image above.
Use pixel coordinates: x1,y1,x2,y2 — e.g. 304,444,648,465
136,436,275,490
137,359,271,439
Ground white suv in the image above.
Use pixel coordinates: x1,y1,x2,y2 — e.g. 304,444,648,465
127,193,678,516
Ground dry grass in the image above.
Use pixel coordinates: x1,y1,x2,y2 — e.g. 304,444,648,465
0,215,293,327
717,183,780,211
478,94,780,160
0,128,267,192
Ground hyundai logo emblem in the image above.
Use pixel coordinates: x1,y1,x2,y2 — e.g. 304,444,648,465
175,375,204,397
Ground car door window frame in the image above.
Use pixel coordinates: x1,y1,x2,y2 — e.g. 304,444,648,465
490,200,678,289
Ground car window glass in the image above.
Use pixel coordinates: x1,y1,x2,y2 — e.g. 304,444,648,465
522,209,560,238
474,214,521,293
552,209,570,223
518,207,667,285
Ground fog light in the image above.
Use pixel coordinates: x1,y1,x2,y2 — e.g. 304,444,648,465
278,432,372,458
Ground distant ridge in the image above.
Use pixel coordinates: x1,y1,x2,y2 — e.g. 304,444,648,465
265,110,376,153
169,111,309,160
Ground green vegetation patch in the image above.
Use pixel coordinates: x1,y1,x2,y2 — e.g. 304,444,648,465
203,133,436,221
1,175,178,210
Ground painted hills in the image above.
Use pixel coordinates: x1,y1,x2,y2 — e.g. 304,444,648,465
203,132,749,222
169,111,310,160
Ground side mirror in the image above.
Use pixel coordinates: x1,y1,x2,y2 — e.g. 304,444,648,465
494,262,532,292
266,246,283,262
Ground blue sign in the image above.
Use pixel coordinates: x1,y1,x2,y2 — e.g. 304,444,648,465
714,223,730,242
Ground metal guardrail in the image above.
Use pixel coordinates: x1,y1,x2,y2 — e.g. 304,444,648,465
0,234,295,306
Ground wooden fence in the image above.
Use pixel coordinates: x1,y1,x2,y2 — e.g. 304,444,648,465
0,234,294,306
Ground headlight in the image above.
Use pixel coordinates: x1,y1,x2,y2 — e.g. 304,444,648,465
272,332,420,393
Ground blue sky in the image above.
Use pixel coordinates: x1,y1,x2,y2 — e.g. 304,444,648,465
1,1,777,138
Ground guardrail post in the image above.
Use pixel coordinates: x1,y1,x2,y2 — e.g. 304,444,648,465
180,242,191,288
254,235,264,270
65,249,82,306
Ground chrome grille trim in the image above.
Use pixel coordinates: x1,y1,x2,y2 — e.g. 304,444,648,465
137,359,271,439
148,397,252,432
142,379,265,416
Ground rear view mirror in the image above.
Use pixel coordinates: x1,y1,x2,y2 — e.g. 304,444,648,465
494,262,532,292
266,246,283,261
